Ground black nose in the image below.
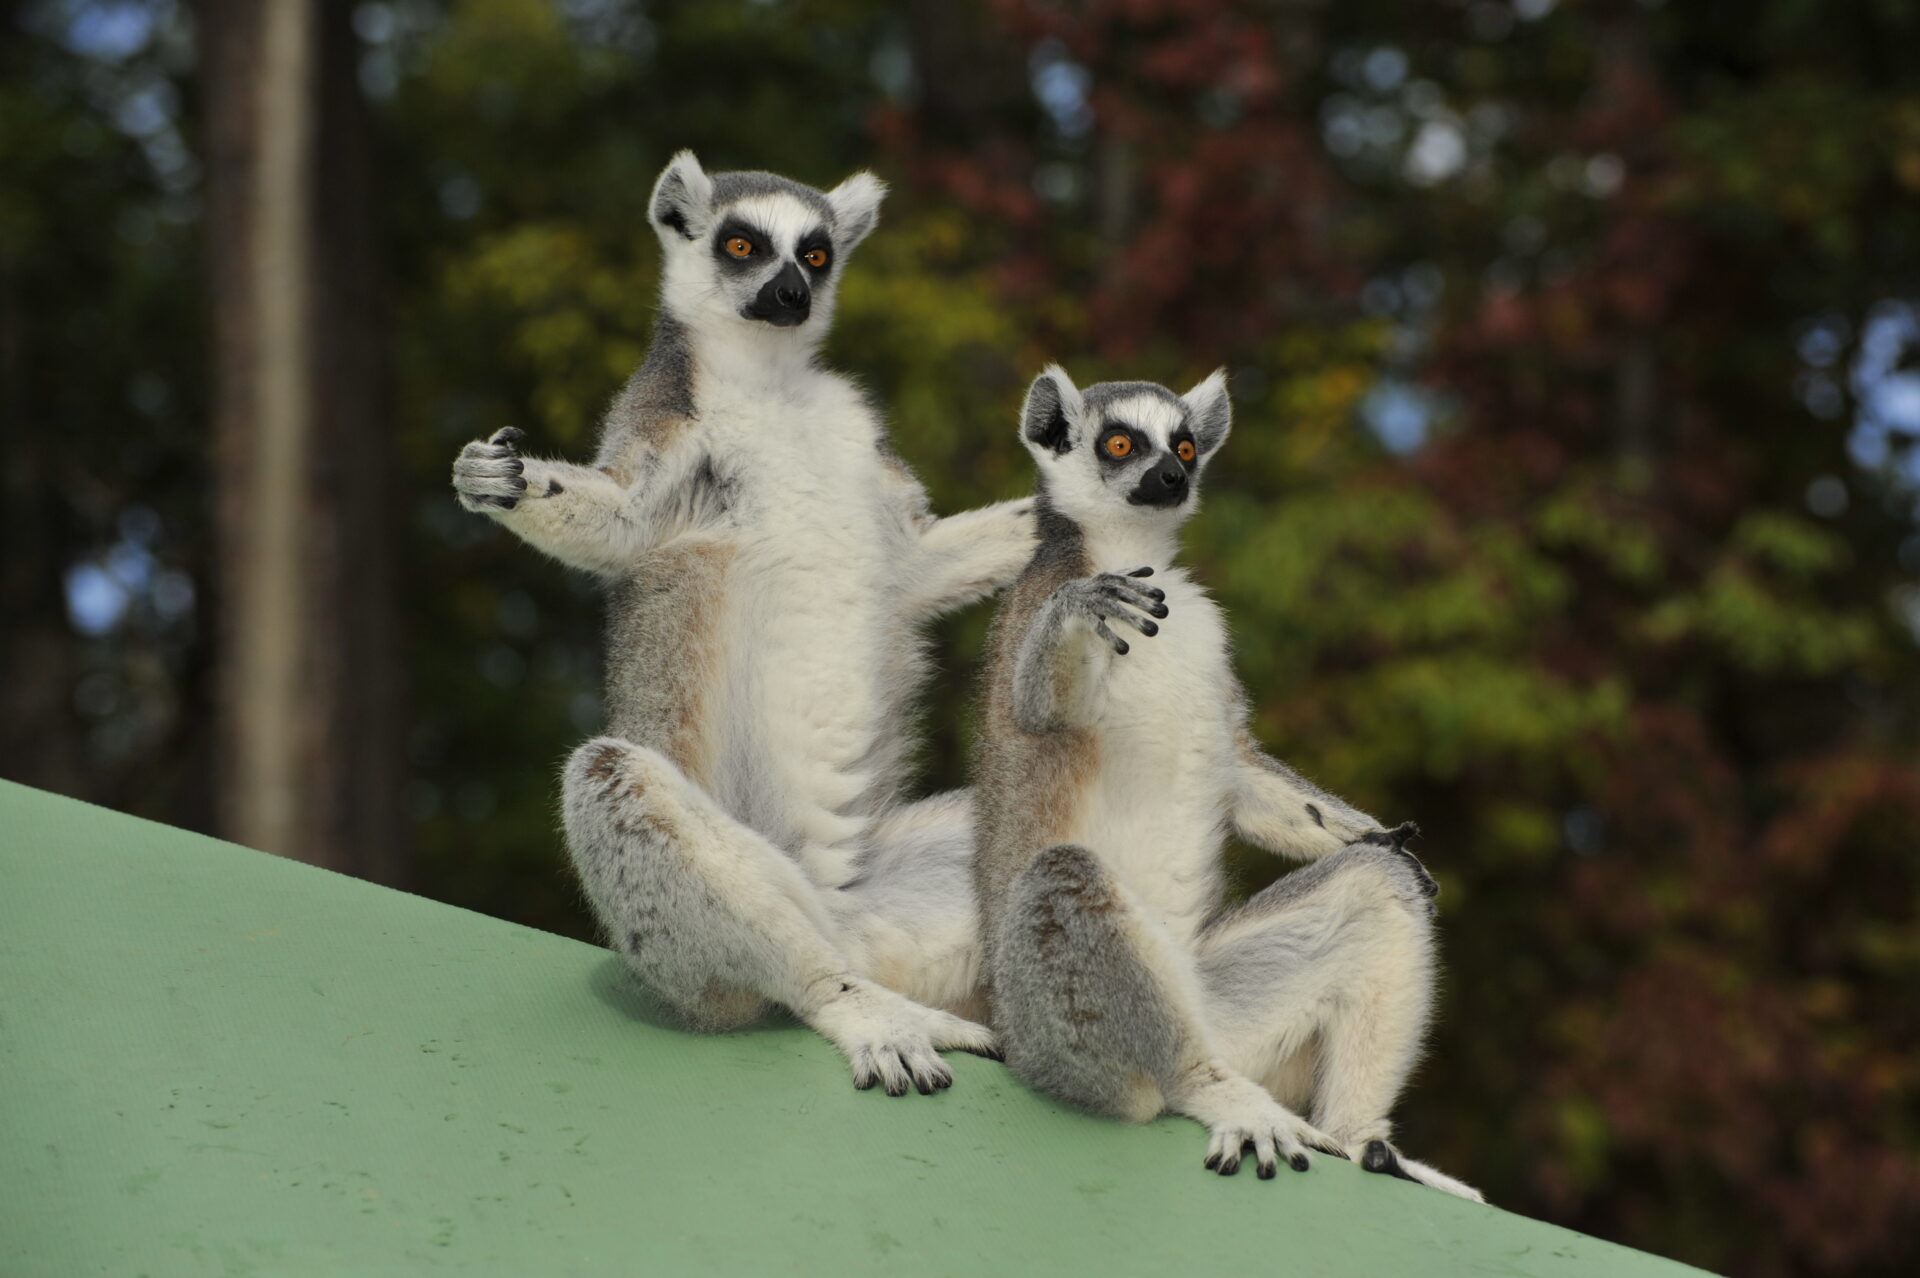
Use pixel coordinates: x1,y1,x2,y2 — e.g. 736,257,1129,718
1158,462,1185,489
746,262,812,327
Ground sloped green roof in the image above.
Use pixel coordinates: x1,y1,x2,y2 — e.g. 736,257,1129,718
0,780,1709,1277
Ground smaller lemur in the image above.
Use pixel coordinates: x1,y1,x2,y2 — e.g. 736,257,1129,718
973,366,1480,1199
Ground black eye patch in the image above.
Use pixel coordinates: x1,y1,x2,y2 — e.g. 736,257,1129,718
1096,422,1149,466
711,216,772,272
796,228,834,274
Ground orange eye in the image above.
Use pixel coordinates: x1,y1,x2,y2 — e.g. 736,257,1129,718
1176,440,1197,463
1104,434,1132,459
802,247,830,269
725,236,753,259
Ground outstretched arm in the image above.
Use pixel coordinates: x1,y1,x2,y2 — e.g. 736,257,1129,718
1230,728,1393,861
453,427,674,576
1010,569,1165,733
901,497,1038,620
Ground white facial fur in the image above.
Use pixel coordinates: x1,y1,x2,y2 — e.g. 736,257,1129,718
648,150,885,356
1019,365,1233,545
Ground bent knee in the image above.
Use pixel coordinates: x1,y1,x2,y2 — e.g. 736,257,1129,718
1326,845,1437,915
1010,843,1114,909
563,735,666,797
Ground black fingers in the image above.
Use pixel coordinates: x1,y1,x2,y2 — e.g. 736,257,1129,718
490,426,527,448
1094,620,1129,656
1204,1153,1221,1172
1094,576,1168,617
1127,566,1154,578
1307,1140,1351,1160
1289,1152,1310,1173
1257,1159,1277,1180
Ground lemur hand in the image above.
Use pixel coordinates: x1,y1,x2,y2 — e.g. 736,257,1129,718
452,426,530,512
1359,820,1439,899
1057,566,1168,656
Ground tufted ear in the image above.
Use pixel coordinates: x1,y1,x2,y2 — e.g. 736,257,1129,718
1021,365,1084,457
826,171,886,252
1181,368,1232,459
650,150,714,242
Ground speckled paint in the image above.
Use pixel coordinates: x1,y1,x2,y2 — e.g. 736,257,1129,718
0,780,1712,1277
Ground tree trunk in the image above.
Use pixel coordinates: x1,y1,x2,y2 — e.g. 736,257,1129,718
201,0,405,884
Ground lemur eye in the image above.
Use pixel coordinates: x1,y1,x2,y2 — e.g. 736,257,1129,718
802,247,830,269
1176,440,1197,463
1104,434,1133,459
725,236,753,259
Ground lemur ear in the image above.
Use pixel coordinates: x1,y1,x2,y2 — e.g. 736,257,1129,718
1021,365,1084,457
826,171,886,251
650,150,713,243
1181,368,1232,458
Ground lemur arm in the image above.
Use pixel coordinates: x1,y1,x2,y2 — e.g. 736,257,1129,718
901,498,1038,620
452,428,683,576
1009,572,1164,733
1229,726,1393,861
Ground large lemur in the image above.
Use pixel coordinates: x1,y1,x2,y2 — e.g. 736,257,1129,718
973,366,1481,1199
452,153,1036,1096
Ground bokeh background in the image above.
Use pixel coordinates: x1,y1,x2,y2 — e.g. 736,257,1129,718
5,1,1920,1271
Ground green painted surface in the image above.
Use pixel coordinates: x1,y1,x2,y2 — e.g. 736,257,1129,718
0,780,1709,1277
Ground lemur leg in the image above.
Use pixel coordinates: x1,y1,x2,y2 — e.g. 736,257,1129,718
993,844,1334,1179
1196,845,1483,1201
562,738,997,1096
829,791,986,1022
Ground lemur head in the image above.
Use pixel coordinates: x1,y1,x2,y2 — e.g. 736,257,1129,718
1019,365,1232,531
648,150,884,345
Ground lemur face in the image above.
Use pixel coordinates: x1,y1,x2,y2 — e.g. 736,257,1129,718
1019,366,1233,529
647,151,884,340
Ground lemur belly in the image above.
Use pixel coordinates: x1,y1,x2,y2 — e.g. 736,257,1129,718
1062,577,1236,941
686,384,906,881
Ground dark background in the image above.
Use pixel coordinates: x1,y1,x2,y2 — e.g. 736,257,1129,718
4,1,1919,1272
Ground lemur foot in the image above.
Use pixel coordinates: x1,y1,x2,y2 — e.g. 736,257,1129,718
1184,1073,1331,1180
1359,820,1439,899
1357,1139,1486,1202
807,978,999,1098
1059,567,1169,656
452,426,530,512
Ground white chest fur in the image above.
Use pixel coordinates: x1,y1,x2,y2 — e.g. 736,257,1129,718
638,365,919,878
1070,565,1238,939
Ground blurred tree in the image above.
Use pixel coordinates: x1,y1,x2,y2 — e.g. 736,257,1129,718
202,0,404,881
1,0,211,821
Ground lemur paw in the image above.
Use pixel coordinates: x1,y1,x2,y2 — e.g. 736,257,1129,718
452,426,530,512
808,979,998,1098
1058,567,1169,656
1359,821,1439,899
1188,1076,1331,1179
1356,1140,1486,1202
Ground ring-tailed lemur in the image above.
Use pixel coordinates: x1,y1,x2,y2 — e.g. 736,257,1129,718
452,152,1037,1096
972,365,1481,1199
